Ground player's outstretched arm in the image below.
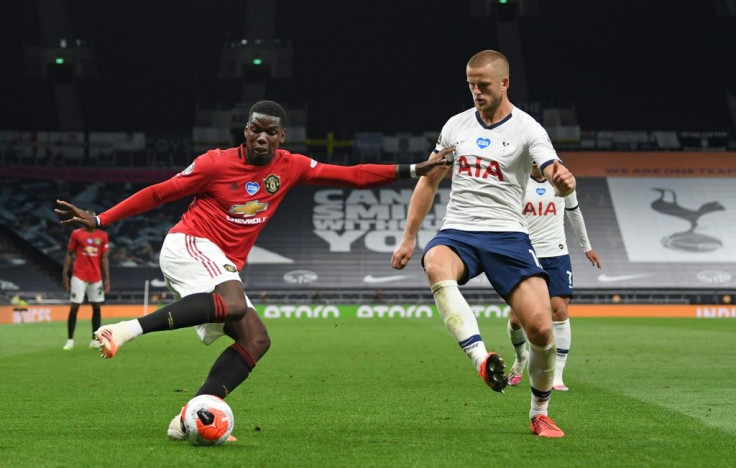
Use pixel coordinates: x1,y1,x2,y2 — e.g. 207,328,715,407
306,147,454,188
543,160,576,197
57,177,192,228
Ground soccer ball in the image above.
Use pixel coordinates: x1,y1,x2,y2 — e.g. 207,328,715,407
180,394,234,446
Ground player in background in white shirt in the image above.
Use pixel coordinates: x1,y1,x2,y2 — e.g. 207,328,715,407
507,162,601,391
392,50,576,438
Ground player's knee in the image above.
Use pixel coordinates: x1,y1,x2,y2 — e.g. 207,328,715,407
551,308,568,322
221,296,248,320
423,248,464,284
424,263,451,285
524,320,553,346
509,310,521,328
549,298,568,321
247,308,271,354
251,329,271,356
232,321,270,360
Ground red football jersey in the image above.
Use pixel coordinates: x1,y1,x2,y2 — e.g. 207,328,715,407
99,146,397,270
68,228,109,282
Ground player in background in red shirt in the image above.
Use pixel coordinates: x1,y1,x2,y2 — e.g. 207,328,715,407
61,212,110,350
56,100,451,440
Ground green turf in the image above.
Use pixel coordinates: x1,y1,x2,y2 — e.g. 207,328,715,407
1,316,735,467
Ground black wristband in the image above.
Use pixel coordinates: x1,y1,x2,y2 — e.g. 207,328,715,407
94,216,101,228
398,164,411,179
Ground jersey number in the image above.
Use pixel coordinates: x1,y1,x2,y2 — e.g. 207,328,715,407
528,249,541,268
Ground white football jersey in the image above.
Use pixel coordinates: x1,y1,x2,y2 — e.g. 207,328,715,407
523,177,592,257
437,106,559,232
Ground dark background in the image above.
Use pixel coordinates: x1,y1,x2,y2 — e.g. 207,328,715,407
1,0,734,135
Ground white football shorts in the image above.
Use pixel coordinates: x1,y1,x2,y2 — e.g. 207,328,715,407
70,276,104,304
159,232,253,345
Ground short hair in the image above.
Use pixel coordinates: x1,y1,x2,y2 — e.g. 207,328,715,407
248,100,287,127
467,50,509,77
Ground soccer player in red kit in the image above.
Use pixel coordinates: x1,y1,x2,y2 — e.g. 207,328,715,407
62,217,110,350
56,100,451,440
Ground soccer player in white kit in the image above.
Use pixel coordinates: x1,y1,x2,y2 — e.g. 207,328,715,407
392,50,576,437
507,162,601,391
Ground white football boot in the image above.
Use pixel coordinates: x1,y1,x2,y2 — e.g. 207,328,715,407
94,321,135,358
167,414,186,440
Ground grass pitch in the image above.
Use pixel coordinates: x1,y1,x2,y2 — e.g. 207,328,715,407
1,316,734,467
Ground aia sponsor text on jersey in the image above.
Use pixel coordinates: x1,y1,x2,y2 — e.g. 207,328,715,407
523,201,558,216
457,155,504,181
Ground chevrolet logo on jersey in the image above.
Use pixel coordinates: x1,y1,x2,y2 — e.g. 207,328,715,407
229,200,269,217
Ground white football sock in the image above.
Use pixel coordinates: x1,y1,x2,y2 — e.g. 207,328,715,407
528,341,555,419
431,280,488,371
126,319,144,339
507,319,529,362
553,319,571,382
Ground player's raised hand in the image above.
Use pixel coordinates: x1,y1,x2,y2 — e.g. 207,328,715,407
55,200,96,228
550,160,576,197
585,249,602,269
391,238,415,270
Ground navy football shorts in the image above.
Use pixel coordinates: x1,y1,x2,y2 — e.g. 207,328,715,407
422,229,548,301
539,254,573,298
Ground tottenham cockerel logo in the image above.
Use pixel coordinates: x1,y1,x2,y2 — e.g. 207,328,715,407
651,188,725,252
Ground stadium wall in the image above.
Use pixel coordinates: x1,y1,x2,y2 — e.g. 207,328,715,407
1,151,735,182
560,151,736,177
2,303,735,324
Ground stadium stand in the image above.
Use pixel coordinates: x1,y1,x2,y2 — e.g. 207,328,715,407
0,223,64,294
2,170,734,306
519,2,735,133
